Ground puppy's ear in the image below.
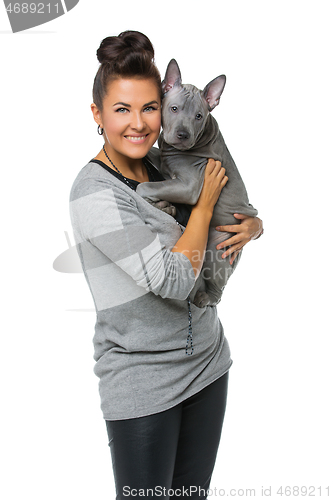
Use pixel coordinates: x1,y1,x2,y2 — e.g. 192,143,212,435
203,75,226,111
162,59,182,94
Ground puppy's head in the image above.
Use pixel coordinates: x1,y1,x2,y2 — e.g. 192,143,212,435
161,59,226,150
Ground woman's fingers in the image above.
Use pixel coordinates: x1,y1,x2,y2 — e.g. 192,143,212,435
222,241,247,259
215,215,255,251
216,215,252,234
217,234,240,250
216,228,246,250
205,158,218,174
233,213,248,220
212,211,263,263
229,248,243,265
219,169,228,187
197,159,228,212
206,158,221,169
208,160,228,191
216,224,242,234
206,159,226,179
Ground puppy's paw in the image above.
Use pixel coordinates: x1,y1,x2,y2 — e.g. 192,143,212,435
193,290,221,308
146,199,177,218
193,291,211,308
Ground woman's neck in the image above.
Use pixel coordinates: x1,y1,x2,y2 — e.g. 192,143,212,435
94,145,149,183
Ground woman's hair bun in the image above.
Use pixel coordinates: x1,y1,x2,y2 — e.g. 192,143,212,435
93,30,161,111
97,30,154,64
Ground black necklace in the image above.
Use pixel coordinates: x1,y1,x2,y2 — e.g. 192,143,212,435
102,145,154,188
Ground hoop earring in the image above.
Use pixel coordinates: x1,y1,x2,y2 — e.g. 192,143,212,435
97,125,104,135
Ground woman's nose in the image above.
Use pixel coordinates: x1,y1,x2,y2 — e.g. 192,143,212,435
131,111,145,131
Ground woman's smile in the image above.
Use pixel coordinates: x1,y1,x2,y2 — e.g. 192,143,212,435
124,133,149,143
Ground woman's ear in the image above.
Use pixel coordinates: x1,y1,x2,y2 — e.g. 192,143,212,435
91,102,102,126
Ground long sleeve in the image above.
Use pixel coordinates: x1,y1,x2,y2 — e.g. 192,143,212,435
70,176,196,304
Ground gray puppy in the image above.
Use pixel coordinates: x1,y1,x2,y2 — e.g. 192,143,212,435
137,59,258,307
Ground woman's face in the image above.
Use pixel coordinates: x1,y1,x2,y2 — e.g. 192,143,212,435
93,78,161,162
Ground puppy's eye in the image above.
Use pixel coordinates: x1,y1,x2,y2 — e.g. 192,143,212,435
171,106,178,113
195,113,203,120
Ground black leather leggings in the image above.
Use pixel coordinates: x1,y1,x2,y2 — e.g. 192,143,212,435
105,371,229,499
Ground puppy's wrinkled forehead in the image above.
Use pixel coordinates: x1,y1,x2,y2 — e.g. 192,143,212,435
163,84,209,115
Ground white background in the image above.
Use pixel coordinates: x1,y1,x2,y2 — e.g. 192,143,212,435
1,1,332,498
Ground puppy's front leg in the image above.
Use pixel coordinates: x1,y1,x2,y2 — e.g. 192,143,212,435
136,176,203,206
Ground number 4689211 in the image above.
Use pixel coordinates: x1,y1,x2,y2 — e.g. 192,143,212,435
6,3,60,14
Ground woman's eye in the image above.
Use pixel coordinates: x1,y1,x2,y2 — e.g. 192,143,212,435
195,113,203,120
171,106,178,113
115,108,128,113
144,106,157,112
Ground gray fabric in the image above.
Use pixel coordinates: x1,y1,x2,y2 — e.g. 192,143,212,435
69,158,232,420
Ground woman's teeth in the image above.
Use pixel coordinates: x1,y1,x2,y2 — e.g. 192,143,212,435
125,135,147,141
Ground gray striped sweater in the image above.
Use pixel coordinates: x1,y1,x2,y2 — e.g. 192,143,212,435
69,148,232,420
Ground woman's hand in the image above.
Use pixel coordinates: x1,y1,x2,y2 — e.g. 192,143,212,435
195,159,228,215
216,215,263,265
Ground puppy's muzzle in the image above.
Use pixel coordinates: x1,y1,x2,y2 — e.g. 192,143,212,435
176,130,189,140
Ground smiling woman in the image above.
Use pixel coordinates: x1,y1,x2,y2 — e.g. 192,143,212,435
69,30,262,500
91,78,161,182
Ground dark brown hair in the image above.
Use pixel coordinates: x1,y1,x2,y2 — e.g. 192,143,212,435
92,31,162,110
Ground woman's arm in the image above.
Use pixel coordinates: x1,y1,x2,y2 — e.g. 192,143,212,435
216,214,264,265
70,176,200,301
172,159,228,278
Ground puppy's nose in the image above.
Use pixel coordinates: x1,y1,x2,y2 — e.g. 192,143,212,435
176,131,189,140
